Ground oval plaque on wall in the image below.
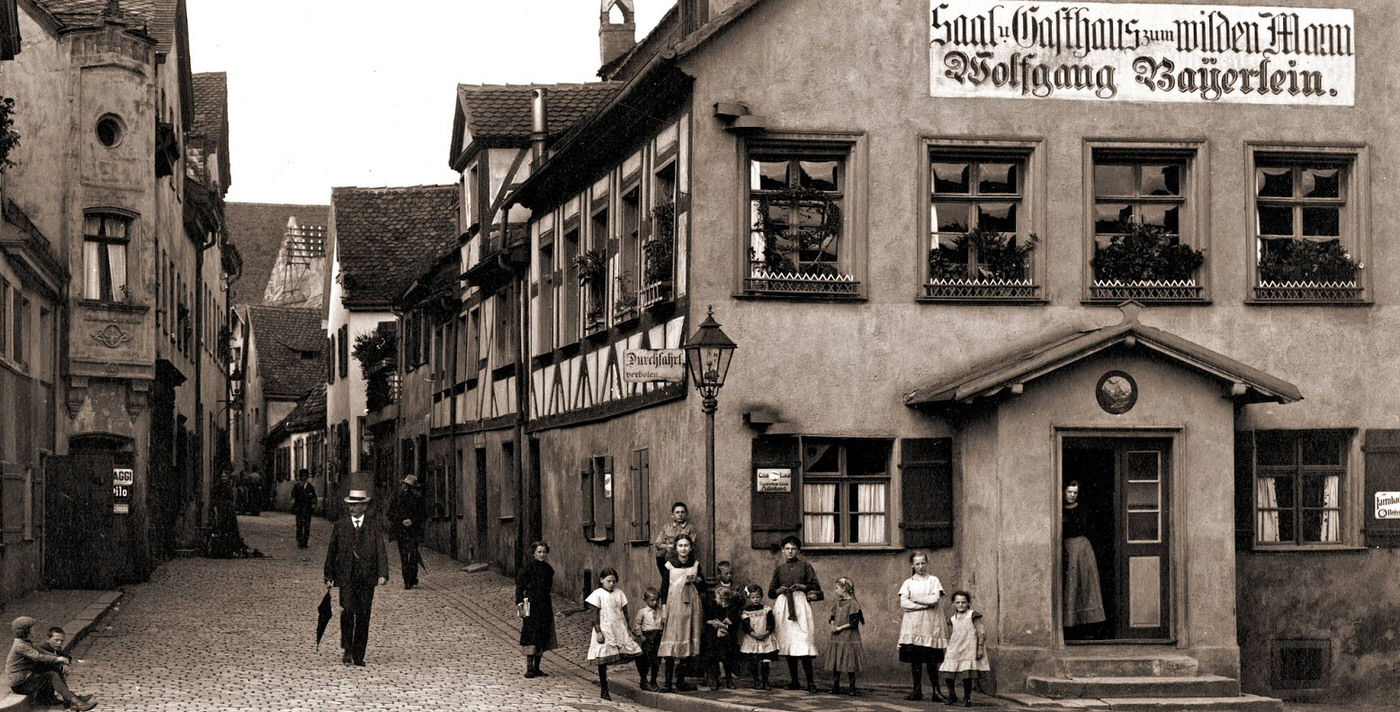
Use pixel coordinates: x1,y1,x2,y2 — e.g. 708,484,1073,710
1096,370,1138,414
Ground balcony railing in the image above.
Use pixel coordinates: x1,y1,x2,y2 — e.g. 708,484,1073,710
1091,279,1203,301
638,279,672,308
924,277,1038,300
1254,280,1363,302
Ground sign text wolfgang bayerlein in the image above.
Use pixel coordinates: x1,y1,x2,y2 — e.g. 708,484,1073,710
929,1,1355,105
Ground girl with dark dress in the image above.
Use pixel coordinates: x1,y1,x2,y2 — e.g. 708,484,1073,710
515,541,558,678
1063,481,1106,629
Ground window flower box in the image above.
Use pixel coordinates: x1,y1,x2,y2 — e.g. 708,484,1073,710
1091,221,1205,302
1254,238,1363,302
926,228,1038,301
638,279,671,309
924,277,1039,300
744,267,860,296
1091,279,1203,301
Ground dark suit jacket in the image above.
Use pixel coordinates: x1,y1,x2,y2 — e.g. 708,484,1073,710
388,483,427,540
323,514,388,586
291,481,317,515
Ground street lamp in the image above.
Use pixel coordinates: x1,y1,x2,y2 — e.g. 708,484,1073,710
683,305,737,577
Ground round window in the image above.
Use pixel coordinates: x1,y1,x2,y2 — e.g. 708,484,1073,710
96,114,123,148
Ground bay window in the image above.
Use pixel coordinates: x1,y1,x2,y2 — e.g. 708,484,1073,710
83,212,132,302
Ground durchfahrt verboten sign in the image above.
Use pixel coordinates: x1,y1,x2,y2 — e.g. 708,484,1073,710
929,1,1355,105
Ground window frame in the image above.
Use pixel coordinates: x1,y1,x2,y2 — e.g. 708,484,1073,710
1083,141,1208,304
798,437,893,549
921,139,1044,303
81,211,134,303
1246,144,1370,305
1248,429,1355,549
737,132,866,301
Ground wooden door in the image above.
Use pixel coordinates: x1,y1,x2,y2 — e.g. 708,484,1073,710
44,451,116,589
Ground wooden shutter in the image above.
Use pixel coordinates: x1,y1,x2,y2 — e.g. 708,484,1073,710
630,449,650,542
327,335,335,384
1234,430,1255,551
338,324,349,377
581,459,595,539
1363,429,1400,548
751,435,799,549
900,438,953,548
1,462,20,545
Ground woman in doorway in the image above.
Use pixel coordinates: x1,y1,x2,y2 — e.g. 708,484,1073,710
897,550,947,701
1063,480,1106,629
516,541,558,678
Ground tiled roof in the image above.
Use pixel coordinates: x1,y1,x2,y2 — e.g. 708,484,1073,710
457,83,619,143
247,306,325,400
38,0,178,52
190,72,226,141
225,203,330,306
331,185,459,308
271,382,326,438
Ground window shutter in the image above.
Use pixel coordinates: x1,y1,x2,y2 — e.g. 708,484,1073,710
751,435,799,549
338,324,349,378
1234,430,1255,551
1363,429,1400,548
327,335,335,384
900,438,953,548
581,459,595,539
630,449,650,542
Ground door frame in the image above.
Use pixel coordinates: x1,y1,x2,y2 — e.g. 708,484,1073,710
1055,427,1181,645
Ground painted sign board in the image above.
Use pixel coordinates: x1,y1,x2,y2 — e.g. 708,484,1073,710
623,349,686,383
113,467,133,515
929,1,1355,105
1375,492,1400,519
757,468,793,493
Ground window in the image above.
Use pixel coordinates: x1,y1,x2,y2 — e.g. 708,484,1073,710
581,455,614,542
338,324,349,378
641,163,676,307
618,186,641,317
95,114,123,148
926,145,1039,300
537,241,556,353
11,293,26,366
800,438,891,546
1251,148,1366,302
561,226,580,343
1249,430,1349,546
584,206,609,332
1088,146,1204,301
83,213,132,302
0,276,8,357
746,141,859,297
628,448,650,543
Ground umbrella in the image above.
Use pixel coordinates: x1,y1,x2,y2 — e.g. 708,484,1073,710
316,588,333,651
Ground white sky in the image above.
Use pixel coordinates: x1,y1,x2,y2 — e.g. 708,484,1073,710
186,1,667,206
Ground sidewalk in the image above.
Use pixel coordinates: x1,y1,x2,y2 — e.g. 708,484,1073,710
0,588,123,711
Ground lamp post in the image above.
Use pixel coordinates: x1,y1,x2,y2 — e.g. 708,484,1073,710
683,306,737,577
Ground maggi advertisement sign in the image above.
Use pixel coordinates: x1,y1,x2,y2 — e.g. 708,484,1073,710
929,1,1355,105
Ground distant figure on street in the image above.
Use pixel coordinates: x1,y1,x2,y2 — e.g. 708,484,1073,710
7,617,95,710
323,487,388,666
207,470,246,558
515,541,558,679
291,469,317,549
388,473,427,589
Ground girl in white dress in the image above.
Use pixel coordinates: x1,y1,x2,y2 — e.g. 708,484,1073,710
938,591,990,706
768,535,822,692
897,550,948,701
585,567,642,700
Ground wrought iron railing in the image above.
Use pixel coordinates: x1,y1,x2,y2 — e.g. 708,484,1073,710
1254,280,1363,302
745,268,860,296
924,277,1038,300
1090,279,1202,301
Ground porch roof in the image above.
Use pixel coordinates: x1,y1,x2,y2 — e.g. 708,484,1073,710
903,304,1303,408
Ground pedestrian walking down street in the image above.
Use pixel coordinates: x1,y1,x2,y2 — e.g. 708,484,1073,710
388,473,426,589
291,469,317,549
769,535,821,693
323,487,388,667
516,541,558,678
7,617,96,710
898,550,948,702
584,568,642,701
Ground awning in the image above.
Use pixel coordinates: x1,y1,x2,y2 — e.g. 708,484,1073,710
903,303,1302,409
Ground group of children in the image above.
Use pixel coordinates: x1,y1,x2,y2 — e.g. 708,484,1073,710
578,503,990,704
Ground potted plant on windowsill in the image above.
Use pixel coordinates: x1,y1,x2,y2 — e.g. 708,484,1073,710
574,248,607,332
748,187,857,296
1090,221,1205,300
1255,238,1362,301
614,271,638,320
926,227,1038,299
641,202,675,308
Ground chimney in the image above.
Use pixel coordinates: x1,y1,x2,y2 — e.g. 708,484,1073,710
599,0,636,67
530,88,548,165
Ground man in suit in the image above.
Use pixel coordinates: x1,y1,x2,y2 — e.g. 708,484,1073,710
388,473,427,589
291,469,317,548
323,487,388,666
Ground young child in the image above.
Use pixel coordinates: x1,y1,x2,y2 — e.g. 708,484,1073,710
738,584,778,690
632,586,665,690
938,591,990,706
585,568,642,700
700,574,739,690
826,577,865,696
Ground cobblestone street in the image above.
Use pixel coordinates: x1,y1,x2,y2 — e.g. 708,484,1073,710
64,513,649,712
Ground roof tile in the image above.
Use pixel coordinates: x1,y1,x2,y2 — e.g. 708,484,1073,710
457,83,619,143
331,185,459,308
247,306,325,400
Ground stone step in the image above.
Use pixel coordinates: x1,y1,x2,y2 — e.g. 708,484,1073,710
1027,675,1240,699
1059,654,1199,678
1100,694,1284,712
